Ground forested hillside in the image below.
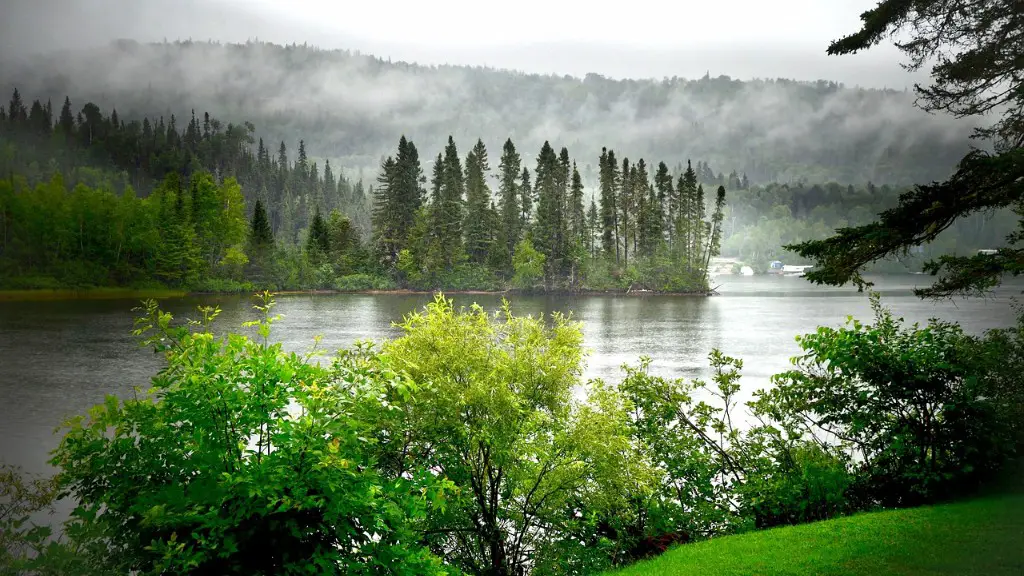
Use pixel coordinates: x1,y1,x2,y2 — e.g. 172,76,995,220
1,83,1010,293
0,39,979,186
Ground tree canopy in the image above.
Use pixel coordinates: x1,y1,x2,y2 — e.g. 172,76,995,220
788,0,1024,298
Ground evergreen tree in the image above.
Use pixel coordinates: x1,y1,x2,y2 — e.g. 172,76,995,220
496,138,522,275
702,185,727,284
296,139,309,184
435,136,464,267
599,148,619,262
323,159,336,211
372,156,399,264
463,139,492,264
518,167,532,231
306,205,330,256
655,161,673,243
569,162,585,244
619,157,632,267
394,135,424,244
249,198,274,247
7,89,26,126
586,199,599,258
533,141,562,286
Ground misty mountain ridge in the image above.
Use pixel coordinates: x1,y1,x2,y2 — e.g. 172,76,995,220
0,39,981,186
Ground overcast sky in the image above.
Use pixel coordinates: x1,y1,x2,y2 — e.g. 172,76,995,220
1,0,924,88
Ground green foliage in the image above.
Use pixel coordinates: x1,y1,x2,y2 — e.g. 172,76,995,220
786,0,1024,298
511,237,545,290
757,293,1020,506
333,273,396,291
0,465,61,573
362,295,650,575
50,294,452,575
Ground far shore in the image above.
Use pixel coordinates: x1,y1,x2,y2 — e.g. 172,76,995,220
0,286,717,302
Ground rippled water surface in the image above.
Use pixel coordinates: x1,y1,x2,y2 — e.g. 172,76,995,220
1,274,1019,474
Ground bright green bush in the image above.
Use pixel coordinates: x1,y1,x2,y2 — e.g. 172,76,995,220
50,294,453,575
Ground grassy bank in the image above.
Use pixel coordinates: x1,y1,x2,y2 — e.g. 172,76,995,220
0,288,188,302
605,493,1024,576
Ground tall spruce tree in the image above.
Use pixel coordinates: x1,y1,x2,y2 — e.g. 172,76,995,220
496,138,522,274
249,198,274,247
463,139,493,264
519,167,532,231
533,141,562,287
599,148,619,262
569,162,585,245
436,136,465,266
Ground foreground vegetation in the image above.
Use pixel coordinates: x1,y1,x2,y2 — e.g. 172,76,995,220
1,290,1021,575
606,492,1024,576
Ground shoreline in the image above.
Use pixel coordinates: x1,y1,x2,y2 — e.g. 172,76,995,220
0,286,716,302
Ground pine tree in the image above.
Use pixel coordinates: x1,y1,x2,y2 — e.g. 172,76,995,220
599,148,619,262
463,139,492,265
533,141,562,287
296,139,309,185
372,156,399,264
702,185,727,285
436,136,464,266
306,206,330,256
569,162,585,244
249,198,274,247
586,199,599,258
519,167,532,231
619,157,632,267
655,161,673,244
496,138,522,275
7,89,26,126
323,159,336,211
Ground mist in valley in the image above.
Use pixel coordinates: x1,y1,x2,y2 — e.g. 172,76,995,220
0,0,982,187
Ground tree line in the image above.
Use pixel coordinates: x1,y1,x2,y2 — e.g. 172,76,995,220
0,88,728,293
370,135,726,291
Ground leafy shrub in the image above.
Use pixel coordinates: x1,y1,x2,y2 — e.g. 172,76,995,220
356,295,649,575
50,294,452,575
739,443,855,528
334,273,396,291
761,293,1019,506
188,277,255,293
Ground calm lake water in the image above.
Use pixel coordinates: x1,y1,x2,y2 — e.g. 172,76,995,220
1,274,1020,475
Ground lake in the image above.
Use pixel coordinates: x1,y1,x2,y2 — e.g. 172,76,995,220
0,274,1019,476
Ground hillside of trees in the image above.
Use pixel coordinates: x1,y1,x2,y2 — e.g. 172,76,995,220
0,88,729,293
2,86,1012,294
0,39,980,187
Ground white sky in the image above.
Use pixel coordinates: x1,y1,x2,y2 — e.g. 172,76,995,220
235,0,873,49
2,0,922,87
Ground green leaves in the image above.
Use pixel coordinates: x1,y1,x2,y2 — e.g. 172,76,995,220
49,293,451,575
762,293,1018,507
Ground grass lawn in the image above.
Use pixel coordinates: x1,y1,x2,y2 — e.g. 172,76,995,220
606,493,1024,576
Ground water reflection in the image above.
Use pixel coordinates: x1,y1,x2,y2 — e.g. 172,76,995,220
0,274,1018,475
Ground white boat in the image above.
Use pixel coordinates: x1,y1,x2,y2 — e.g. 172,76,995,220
781,264,813,277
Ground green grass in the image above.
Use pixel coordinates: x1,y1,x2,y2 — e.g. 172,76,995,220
0,287,187,302
606,494,1024,576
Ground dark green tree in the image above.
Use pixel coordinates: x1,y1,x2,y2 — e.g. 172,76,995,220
306,205,330,256
599,148,619,262
496,138,522,274
787,0,1024,298
533,141,562,286
249,198,274,247
463,138,493,264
